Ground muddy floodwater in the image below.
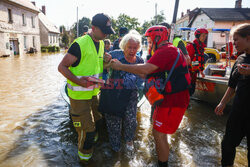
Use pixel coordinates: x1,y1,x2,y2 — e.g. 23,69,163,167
0,52,247,167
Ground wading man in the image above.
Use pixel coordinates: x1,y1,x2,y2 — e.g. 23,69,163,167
58,13,114,163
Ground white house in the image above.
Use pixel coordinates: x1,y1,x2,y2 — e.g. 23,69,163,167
0,0,40,57
188,8,250,49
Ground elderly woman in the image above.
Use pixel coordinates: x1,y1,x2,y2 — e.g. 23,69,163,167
104,30,144,152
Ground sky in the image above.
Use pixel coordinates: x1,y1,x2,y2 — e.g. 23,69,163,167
33,0,250,29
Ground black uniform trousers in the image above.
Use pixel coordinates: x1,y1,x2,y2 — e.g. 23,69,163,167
221,101,250,166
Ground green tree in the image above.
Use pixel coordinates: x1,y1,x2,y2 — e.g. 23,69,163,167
151,11,166,25
61,32,69,47
141,10,166,35
109,14,141,41
73,17,91,37
141,21,152,35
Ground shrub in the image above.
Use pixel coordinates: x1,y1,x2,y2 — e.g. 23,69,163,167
41,46,60,52
41,46,48,52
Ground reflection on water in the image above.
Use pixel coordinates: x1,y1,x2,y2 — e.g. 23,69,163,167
0,53,247,167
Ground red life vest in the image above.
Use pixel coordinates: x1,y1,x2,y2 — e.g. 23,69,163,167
190,43,205,72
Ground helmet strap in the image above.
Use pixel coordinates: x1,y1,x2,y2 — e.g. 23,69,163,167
154,36,160,51
149,43,155,57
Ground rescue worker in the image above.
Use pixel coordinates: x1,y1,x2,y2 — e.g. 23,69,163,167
58,13,114,163
145,22,190,119
186,28,208,96
111,26,190,167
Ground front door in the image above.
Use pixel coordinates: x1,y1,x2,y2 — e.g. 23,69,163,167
9,39,19,55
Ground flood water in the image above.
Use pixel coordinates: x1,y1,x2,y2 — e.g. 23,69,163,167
0,52,247,167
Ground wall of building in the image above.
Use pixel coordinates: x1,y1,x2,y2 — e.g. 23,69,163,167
39,20,49,46
48,33,59,47
0,1,40,57
0,32,10,56
213,21,250,49
39,22,59,47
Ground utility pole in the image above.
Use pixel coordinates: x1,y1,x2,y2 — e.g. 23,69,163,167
77,6,79,38
155,3,158,25
169,0,180,42
172,0,179,24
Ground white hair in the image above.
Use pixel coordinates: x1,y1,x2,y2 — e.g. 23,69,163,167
119,30,142,51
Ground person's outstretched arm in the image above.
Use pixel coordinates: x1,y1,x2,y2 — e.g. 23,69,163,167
214,87,235,115
111,59,158,75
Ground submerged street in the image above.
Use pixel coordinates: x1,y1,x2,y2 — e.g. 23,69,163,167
0,52,247,167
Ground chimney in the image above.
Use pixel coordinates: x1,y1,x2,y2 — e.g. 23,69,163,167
235,0,242,8
42,5,46,15
187,9,190,14
31,1,36,6
181,12,184,17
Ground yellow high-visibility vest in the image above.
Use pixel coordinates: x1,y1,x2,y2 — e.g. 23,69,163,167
173,37,182,47
67,35,104,100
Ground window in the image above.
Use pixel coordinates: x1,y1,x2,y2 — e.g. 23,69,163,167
8,9,13,23
22,14,26,26
33,36,35,47
31,16,35,28
24,36,27,49
50,35,52,43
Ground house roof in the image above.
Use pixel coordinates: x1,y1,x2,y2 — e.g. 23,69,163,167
38,12,60,34
201,8,250,21
188,8,250,27
5,0,39,13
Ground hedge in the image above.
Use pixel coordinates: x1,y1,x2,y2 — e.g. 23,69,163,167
41,46,60,52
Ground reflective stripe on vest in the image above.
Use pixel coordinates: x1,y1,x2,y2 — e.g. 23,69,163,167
67,74,103,91
67,35,104,100
173,37,182,47
78,151,92,161
67,83,100,91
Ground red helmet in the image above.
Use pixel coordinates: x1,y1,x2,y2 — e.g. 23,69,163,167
145,26,169,46
194,28,208,38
